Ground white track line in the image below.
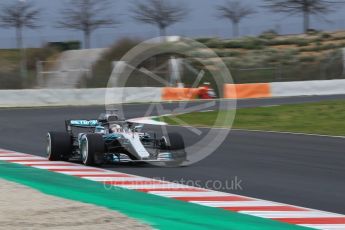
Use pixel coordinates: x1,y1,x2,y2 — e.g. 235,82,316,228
32,165,99,170
15,161,72,165
147,191,229,197
301,224,345,230
190,201,279,207
0,157,45,161
82,177,163,182
113,184,202,190
239,211,343,219
232,129,345,139
56,171,130,176
0,153,31,157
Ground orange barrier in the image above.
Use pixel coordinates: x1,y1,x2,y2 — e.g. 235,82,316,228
162,87,201,101
224,83,272,99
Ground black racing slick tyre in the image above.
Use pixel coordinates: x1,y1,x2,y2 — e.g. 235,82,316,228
161,133,187,167
80,134,105,166
47,132,72,161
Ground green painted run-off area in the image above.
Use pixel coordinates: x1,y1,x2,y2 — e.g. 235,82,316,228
0,161,310,229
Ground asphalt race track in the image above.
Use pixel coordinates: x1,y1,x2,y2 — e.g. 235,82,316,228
0,95,345,214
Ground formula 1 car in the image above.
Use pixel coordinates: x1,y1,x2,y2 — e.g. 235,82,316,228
46,112,187,167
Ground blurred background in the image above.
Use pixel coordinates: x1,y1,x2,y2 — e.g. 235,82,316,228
1,0,345,89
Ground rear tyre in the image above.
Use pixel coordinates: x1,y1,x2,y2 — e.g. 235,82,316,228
47,132,72,161
80,134,105,166
161,133,186,167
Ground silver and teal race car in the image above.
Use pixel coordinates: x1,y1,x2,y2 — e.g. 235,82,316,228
46,112,186,167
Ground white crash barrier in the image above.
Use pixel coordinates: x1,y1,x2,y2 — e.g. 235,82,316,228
0,88,162,108
271,79,345,97
2,79,345,107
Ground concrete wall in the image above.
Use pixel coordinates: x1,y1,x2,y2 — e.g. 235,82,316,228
2,79,345,108
0,88,162,108
271,79,345,97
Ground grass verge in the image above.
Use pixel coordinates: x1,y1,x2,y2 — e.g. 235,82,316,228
161,100,345,136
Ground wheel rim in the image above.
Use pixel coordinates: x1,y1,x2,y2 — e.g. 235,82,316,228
46,133,52,158
81,138,88,164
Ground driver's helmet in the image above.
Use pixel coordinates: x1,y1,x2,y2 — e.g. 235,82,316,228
95,126,106,134
110,124,122,133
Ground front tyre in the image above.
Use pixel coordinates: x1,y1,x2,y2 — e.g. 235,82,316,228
161,133,187,167
47,132,72,161
80,134,105,166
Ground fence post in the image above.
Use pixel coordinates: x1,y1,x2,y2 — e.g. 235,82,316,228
36,60,43,87
342,48,345,77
